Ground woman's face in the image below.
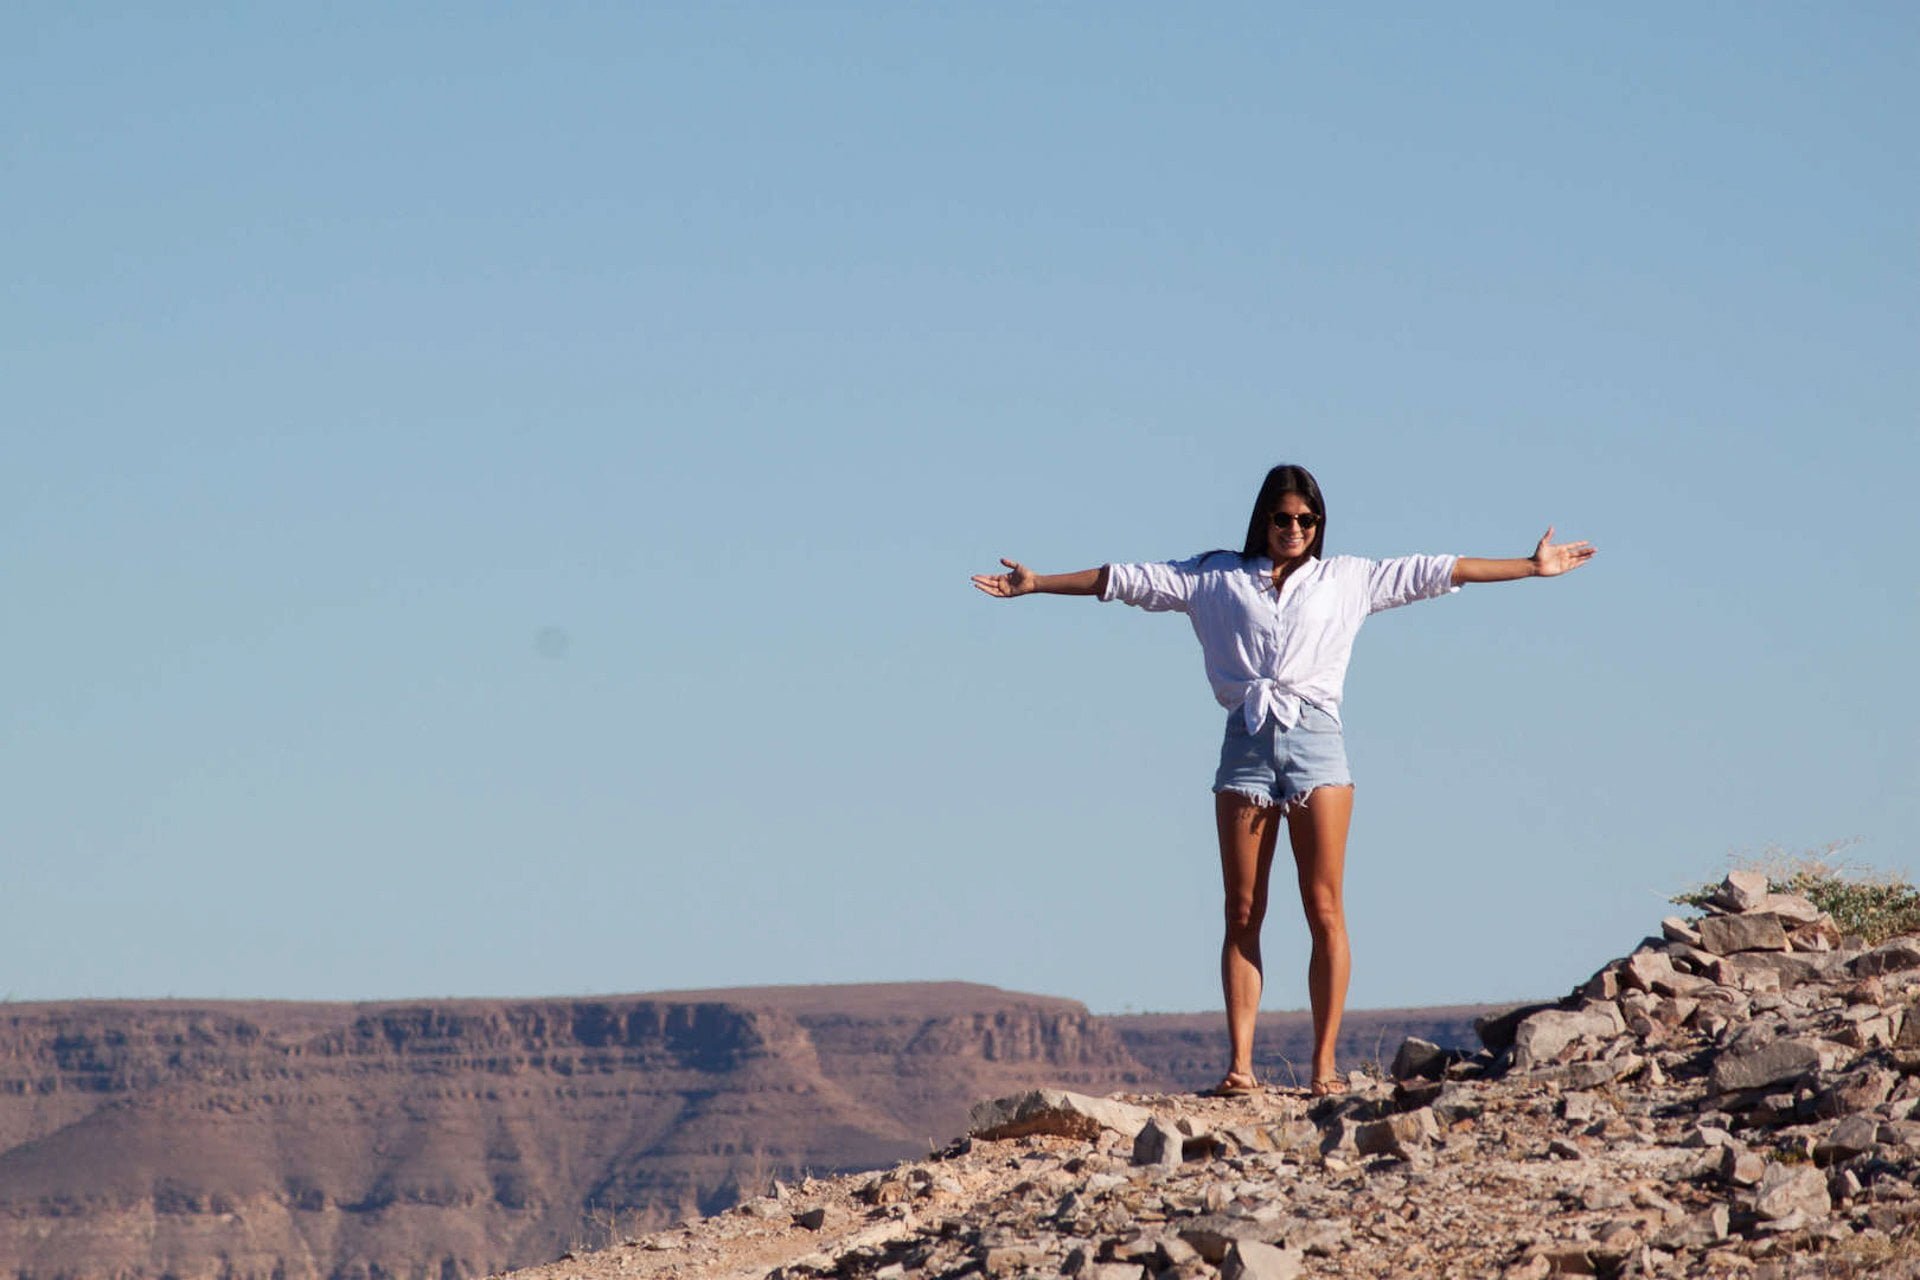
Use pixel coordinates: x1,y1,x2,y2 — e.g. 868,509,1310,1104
1265,492,1319,564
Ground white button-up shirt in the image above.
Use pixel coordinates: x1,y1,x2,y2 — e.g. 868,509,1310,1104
1100,552,1459,733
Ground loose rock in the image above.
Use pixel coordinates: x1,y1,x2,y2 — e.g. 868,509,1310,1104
969,1089,1152,1141
1700,913,1790,955
1132,1116,1185,1168
1390,1036,1446,1081
1220,1239,1303,1280
1752,1162,1832,1222
1709,1038,1821,1093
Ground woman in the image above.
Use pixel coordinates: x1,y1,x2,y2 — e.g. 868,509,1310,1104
971,464,1594,1097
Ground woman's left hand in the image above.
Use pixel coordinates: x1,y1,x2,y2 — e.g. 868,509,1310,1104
1530,527,1595,577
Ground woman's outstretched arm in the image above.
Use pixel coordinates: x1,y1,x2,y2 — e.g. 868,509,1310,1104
971,559,1111,598
1452,527,1595,585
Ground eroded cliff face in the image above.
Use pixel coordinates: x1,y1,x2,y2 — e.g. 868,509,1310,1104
0,986,1153,1280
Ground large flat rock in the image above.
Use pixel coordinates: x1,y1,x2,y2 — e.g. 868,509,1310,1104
968,1088,1152,1141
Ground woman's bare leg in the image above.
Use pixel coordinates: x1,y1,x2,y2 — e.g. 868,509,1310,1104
1286,784,1354,1087
1216,792,1282,1087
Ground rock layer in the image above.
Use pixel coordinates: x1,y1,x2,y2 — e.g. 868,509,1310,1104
0,985,1151,1280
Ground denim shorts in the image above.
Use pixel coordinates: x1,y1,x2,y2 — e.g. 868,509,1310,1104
1212,703,1354,812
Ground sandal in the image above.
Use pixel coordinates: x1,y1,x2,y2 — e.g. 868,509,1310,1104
1205,1071,1260,1098
1309,1077,1349,1098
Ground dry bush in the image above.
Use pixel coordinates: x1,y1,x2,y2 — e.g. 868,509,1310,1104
1672,840,1920,946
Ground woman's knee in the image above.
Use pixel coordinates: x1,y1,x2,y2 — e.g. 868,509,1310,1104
1300,891,1345,936
1225,894,1267,933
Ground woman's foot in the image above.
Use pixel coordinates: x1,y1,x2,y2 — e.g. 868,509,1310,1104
1309,1076,1348,1098
1206,1070,1259,1097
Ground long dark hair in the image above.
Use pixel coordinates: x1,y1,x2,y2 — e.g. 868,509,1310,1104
1238,464,1328,561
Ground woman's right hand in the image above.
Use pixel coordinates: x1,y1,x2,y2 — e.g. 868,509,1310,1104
971,558,1036,598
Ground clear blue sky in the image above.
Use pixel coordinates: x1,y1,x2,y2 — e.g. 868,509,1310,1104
5,4,1915,1014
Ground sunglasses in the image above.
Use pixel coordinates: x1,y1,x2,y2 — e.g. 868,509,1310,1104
1269,511,1322,531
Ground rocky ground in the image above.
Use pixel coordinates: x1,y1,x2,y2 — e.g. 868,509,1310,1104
506,873,1920,1279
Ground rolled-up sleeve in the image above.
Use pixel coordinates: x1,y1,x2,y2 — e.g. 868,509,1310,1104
1101,555,1208,612
1365,554,1460,613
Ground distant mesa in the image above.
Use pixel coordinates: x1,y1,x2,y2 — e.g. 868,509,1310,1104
0,983,1497,1280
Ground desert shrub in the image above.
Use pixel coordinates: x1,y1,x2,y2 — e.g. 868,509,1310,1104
1672,842,1920,946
